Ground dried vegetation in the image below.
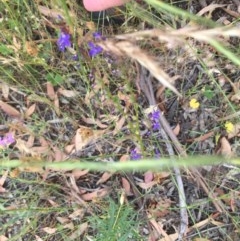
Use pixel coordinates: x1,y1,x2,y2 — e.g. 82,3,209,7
0,0,240,240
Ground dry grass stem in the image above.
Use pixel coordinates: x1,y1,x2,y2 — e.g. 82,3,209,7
100,40,182,97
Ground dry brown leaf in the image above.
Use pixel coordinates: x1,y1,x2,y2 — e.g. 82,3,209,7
69,222,88,240
121,177,132,196
222,7,240,18
173,123,180,136
1,82,10,99
15,139,36,155
137,181,157,189
151,199,172,219
51,145,67,161
58,88,78,98
0,171,8,192
82,116,108,129
47,199,59,207
69,209,84,220
154,172,171,182
0,235,9,241
25,41,38,56
0,170,8,187
75,126,105,152
81,187,110,201
197,4,226,17
119,154,130,162
26,135,34,148
46,82,55,100
42,227,57,234
12,36,21,52
35,235,43,241
56,217,70,224
0,186,6,193
188,217,211,232
113,116,126,135
39,137,49,147
86,21,96,31
18,156,44,173
32,146,50,154
38,5,64,19
144,171,154,183
118,91,132,109
54,149,67,161
156,85,166,101
96,172,113,185
186,131,214,143
217,137,233,157
9,168,20,178
148,215,176,241
210,219,224,226
25,103,36,118
63,222,74,230
71,169,89,179
69,175,82,194
227,123,240,139
230,92,240,102
65,144,75,154
0,100,21,118
54,94,60,115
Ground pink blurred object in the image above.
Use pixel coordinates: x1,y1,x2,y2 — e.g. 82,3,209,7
83,0,129,11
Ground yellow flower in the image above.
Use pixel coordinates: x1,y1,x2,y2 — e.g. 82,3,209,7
225,121,234,133
189,98,200,109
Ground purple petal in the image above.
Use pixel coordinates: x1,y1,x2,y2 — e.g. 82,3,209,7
152,121,161,131
57,32,71,52
154,148,161,158
130,148,142,160
5,133,15,144
88,41,95,48
93,32,102,39
88,42,103,57
0,133,14,147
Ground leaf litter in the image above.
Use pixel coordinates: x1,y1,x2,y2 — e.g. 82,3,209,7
0,0,240,240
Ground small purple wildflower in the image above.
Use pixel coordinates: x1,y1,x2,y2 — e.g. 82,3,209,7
88,41,103,57
0,133,15,148
154,148,161,158
130,148,142,160
57,31,71,52
148,109,161,131
93,32,106,41
152,121,161,131
57,15,63,21
93,32,102,40
72,54,79,61
150,110,160,120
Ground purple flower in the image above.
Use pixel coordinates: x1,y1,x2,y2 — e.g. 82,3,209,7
57,31,71,52
88,41,103,57
72,54,79,61
0,133,15,148
152,121,161,131
154,148,161,158
93,32,102,40
93,32,106,41
130,148,142,160
148,110,161,131
57,15,63,21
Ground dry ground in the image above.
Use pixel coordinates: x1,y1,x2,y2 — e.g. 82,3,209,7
0,0,240,240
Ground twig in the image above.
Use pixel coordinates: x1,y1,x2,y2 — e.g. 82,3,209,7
139,66,188,239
